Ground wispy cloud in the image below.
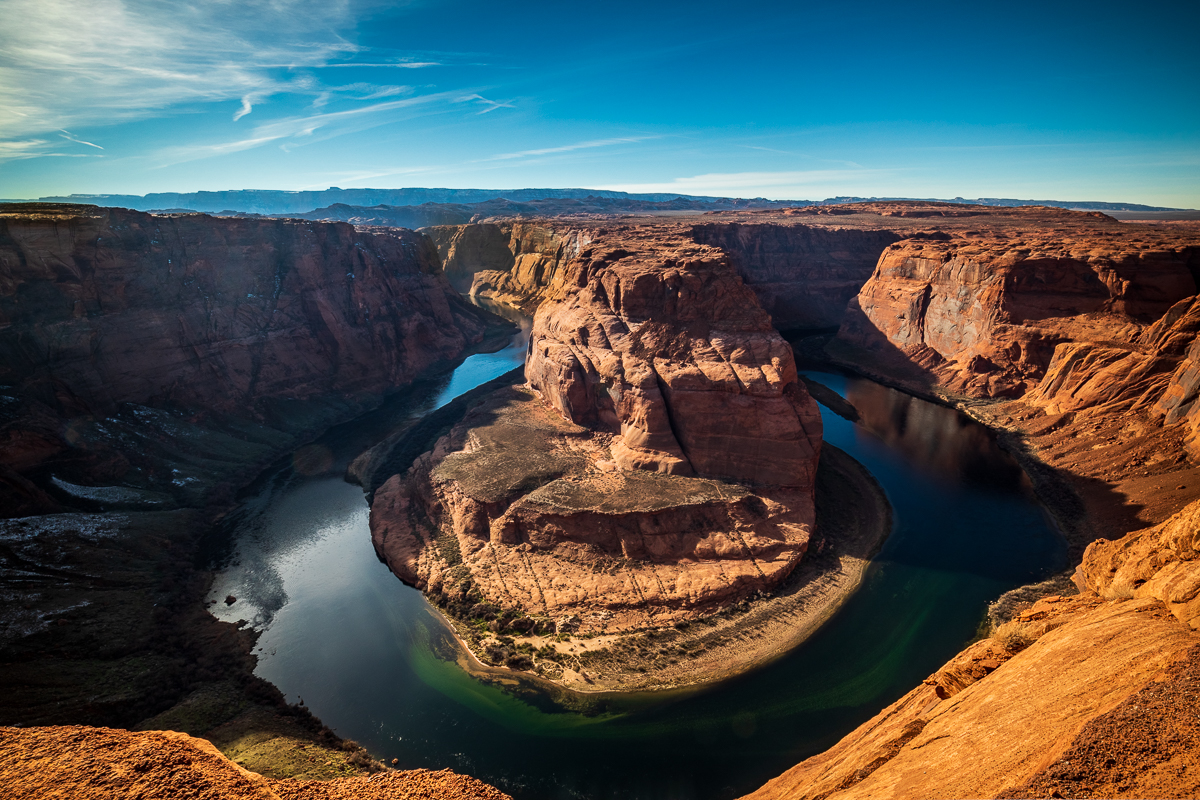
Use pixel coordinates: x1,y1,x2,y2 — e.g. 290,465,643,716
59,130,104,149
598,169,898,198
233,96,256,122
480,136,657,162
154,90,464,166
454,94,515,115
283,61,442,69
0,0,368,158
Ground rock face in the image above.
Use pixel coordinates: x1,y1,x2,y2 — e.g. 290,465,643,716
525,235,822,486
0,204,487,416
742,501,1200,800
370,230,821,635
691,222,902,329
0,726,511,800
0,204,491,512
1074,498,1200,630
837,221,1200,399
371,387,815,633
424,221,591,306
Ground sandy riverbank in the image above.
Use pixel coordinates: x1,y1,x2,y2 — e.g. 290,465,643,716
427,442,892,696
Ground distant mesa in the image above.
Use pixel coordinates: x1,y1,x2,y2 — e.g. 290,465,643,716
11,186,1188,217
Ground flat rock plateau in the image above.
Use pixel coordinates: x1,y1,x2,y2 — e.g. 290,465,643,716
5,198,1200,797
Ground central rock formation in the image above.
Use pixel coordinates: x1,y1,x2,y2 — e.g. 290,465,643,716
525,241,821,485
370,231,822,638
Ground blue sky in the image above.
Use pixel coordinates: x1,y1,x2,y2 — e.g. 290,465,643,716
1,0,1197,205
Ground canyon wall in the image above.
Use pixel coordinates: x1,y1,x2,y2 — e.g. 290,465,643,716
427,219,900,330
742,499,1200,800
0,204,492,511
691,222,902,329
424,221,592,307
836,223,1200,399
0,204,488,416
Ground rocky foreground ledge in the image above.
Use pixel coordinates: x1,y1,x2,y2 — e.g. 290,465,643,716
742,498,1200,800
0,726,510,800
366,227,897,691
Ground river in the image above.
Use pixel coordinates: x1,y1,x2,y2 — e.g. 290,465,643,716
206,322,1067,800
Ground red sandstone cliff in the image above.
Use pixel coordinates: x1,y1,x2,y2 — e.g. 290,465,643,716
0,204,491,513
526,233,822,486
0,204,488,415
424,221,591,307
836,216,1200,400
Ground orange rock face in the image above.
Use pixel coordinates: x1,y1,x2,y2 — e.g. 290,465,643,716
526,234,822,487
371,387,814,634
742,500,1200,800
837,219,1200,399
425,221,592,308
0,726,510,800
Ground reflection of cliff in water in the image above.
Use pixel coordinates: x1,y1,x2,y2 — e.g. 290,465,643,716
841,379,1027,490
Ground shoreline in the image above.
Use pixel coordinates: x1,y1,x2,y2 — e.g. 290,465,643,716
423,442,893,699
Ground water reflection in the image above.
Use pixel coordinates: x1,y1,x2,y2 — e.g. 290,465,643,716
842,378,1025,490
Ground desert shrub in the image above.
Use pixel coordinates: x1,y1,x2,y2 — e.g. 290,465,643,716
992,621,1039,653
1101,581,1137,601
505,653,534,670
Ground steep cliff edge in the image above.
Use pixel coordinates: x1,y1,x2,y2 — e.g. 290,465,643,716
0,204,501,783
0,204,487,417
0,203,494,513
369,229,847,690
742,500,1200,800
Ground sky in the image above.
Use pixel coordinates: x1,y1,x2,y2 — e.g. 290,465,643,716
1,0,1198,206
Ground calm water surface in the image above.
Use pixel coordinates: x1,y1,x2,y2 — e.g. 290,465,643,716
208,333,1067,799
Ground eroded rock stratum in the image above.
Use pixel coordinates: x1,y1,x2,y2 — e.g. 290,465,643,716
371,229,822,640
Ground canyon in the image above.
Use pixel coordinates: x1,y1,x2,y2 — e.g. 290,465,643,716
4,197,1200,797
0,204,509,792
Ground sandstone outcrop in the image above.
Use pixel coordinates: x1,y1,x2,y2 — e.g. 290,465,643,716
525,236,822,485
370,230,822,642
742,500,1200,800
691,222,902,329
424,221,591,307
0,725,510,800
